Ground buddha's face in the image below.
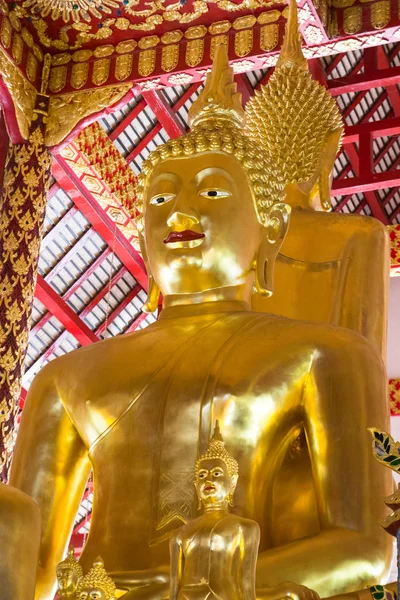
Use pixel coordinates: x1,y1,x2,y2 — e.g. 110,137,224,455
195,458,235,504
143,153,264,296
78,588,106,600
56,568,79,596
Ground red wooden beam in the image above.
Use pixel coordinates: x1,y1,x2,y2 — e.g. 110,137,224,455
126,123,162,164
142,90,186,139
332,170,400,195
109,99,147,142
343,116,400,144
172,82,202,112
95,283,141,336
35,276,99,346
328,65,400,96
52,155,148,290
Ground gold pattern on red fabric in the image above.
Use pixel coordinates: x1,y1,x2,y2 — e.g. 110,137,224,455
389,225,400,270
390,379,400,416
76,122,137,218
0,95,51,481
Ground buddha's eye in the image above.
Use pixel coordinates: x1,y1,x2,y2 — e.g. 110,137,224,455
198,471,207,479
150,193,175,205
199,189,231,199
212,470,223,477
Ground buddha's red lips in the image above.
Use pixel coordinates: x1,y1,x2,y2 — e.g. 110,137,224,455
204,485,215,491
164,230,205,244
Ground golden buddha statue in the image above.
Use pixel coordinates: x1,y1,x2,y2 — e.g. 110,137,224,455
9,41,391,600
170,421,318,600
0,483,41,600
248,0,389,359
76,557,116,600
56,547,83,599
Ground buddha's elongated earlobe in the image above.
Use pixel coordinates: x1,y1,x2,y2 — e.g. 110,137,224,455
318,128,343,211
143,275,161,314
139,231,161,313
254,203,291,297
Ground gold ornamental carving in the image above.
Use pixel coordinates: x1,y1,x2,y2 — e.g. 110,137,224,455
11,32,23,64
8,11,21,32
161,30,183,44
92,58,110,85
209,20,231,34
49,66,67,92
51,53,71,66
260,24,279,51
235,30,253,57
72,49,93,62
0,46,36,139
389,379,400,415
26,51,38,82
116,40,137,53
186,39,204,67
138,35,160,49
115,53,133,81
138,49,156,77
210,35,228,60
233,15,257,29
332,0,356,7
258,10,281,23
371,0,391,28
21,26,34,49
343,6,362,33
94,44,114,58
162,44,179,72
185,25,207,39
46,84,131,146
0,16,11,48
71,62,89,89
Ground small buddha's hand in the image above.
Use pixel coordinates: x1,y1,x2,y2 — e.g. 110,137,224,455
259,581,320,600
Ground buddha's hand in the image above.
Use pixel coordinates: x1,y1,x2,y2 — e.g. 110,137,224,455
258,581,320,600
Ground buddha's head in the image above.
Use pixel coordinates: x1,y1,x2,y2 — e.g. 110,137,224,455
245,0,344,212
76,557,116,600
133,45,291,312
195,421,239,509
56,546,83,598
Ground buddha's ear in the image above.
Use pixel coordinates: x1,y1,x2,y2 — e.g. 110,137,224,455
254,203,291,297
318,128,342,211
139,231,160,314
230,474,239,490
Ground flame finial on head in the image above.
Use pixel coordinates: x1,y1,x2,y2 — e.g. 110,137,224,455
188,44,245,130
276,0,307,71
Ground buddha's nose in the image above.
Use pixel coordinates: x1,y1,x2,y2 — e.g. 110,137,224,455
167,211,199,229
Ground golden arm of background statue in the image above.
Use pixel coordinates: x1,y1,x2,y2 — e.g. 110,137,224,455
9,373,91,600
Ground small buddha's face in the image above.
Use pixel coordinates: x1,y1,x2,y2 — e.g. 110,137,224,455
56,568,78,596
143,152,264,296
195,458,236,504
78,588,106,600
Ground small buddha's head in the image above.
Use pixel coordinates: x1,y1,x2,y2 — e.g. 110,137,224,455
245,0,343,212
195,421,239,508
56,546,83,598
132,45,291,311
76,557,116,600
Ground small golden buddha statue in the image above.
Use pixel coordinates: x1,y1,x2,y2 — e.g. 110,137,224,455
9,37,391,600
248,0,389,359
170,422,317,600
76,557,116,600
56,546,83,598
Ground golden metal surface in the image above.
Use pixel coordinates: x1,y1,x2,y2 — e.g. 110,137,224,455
170,422,259,600
76,557,117,600
56,547,83,598
0,483,41,600
9,34,391,600
247,0,389,358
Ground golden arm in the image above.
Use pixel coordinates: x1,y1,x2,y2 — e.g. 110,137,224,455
341,219,390,359
256,331,392,597
9,365,91,600
169,533,184,600
241,522,260,600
